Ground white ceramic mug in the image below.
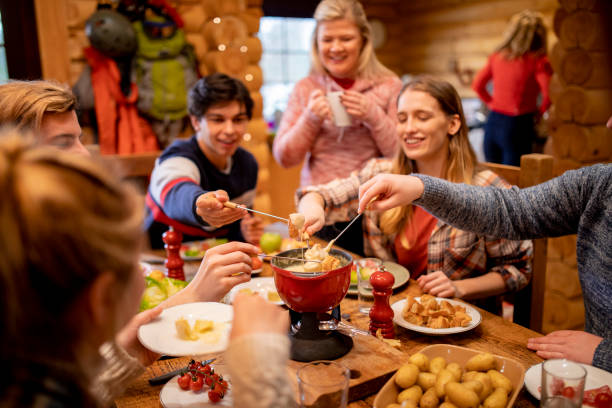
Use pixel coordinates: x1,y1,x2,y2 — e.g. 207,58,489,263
326,91,352,127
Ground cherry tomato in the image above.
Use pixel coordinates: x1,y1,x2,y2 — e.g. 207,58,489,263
205,374,214,387
212,382,225,396
190,375,204,392
202,364,212,374
562,386,576,399
208,390,221,403
177,373,191,390
219,379,229,391
595,392,612,408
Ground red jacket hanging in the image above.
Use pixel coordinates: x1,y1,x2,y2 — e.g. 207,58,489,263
85,46,159,154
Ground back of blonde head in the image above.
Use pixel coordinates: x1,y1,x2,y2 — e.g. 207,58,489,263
310,0,396,80
0,130,142,403
0,80,76,131
496,10,547,59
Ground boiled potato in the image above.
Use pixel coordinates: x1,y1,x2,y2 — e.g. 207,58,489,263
461,371,478,382
461,380,483,396
487,370,512,394
430,356,447,374
465,352,496,372
445,382,479,408
435,369,455,397
385,404,401,408
417,372,437,390
397,385,423,404
483,387,508,408
439,403,458,408
446,362,462,382
472,372,493,401
409,352,430,372
420,387,439,408
395,363,419,388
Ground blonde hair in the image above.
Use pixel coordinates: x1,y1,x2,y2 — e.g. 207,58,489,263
495,10,547,59
310,0,396,80
0,131,142,403
380,76,477,237
0,80,77,132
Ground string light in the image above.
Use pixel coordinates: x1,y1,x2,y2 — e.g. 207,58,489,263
243,133,252,141
240,45,248,53
213,17,221,24
245,74,253,81
218,44,226,51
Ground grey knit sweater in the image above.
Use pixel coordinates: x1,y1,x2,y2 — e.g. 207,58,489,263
414,164,612,372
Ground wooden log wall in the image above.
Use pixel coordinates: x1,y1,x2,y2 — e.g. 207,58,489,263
372,0,558,97
34,0,272,216
542,0,612,334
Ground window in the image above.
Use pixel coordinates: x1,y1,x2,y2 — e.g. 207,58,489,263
0,13,8,82
258,17,315,126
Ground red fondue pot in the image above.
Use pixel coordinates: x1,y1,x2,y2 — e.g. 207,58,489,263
271,248,352,313
271,248,354,362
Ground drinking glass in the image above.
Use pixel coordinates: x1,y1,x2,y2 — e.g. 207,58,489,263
297,360,350,408
541,359,586,408
356,258,382,314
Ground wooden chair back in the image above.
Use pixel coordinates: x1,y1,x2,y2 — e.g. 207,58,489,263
481,153,554,332
101,151,161,193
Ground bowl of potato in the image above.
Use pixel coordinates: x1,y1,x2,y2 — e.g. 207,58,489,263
373,344,525,408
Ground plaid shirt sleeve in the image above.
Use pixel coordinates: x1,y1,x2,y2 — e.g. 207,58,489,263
439,170,533,291
295,158,392,225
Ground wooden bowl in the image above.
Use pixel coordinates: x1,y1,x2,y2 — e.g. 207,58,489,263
372,344,525,408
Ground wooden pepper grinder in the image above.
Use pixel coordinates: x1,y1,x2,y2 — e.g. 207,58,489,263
369,265,395,338
163,227,185,281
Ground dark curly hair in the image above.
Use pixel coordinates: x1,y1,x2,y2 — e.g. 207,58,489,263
187,73,253,120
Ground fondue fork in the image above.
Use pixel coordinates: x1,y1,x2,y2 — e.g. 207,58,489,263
224,201,289,223
258,254,322,263
324,212,363,252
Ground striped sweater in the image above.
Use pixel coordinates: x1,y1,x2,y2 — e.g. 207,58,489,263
273,73,401,187
414,164,612,371
144,136,257,248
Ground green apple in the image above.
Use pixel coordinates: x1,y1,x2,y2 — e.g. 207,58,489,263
350,267,358,285
360,266,373,281
260,232,282,254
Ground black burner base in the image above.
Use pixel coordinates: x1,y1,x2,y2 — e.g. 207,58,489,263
289,312,353,362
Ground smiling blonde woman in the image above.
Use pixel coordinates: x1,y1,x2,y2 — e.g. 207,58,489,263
273,0,401,254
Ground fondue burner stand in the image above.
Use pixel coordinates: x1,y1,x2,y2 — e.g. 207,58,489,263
289,308,353,362
271,248,354,363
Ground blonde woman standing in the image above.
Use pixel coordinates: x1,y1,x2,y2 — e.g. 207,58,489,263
273,0,401,253
297,77,532,314
472,10,552,165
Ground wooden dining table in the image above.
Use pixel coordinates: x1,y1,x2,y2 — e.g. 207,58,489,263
117,248,544,408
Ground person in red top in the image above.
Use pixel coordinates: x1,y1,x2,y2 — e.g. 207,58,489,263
296,77,532,314
472,10,552,166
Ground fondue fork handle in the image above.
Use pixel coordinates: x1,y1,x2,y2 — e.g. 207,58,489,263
258,254,322,263
224,201,289,223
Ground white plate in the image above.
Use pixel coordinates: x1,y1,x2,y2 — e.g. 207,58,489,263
391,297,481,335
524,362,612,405
227,277,283,305
347,261,410,295
138,302,233,356
160,370,233,407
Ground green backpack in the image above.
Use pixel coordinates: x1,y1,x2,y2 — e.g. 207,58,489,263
132,20,198,121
